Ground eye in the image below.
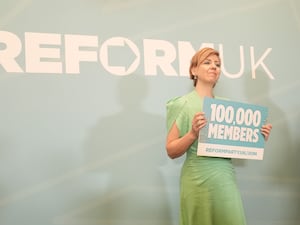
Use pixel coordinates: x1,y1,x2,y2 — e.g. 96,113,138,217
215,63,221,68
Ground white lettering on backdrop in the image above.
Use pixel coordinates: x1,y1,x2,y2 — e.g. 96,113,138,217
0,31,275,79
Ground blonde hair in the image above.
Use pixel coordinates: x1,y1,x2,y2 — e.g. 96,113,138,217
189,47,220,87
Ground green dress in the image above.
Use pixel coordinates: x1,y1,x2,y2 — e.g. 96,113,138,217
166,90,247,225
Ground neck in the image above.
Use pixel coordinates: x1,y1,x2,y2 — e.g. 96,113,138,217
195,83,214,98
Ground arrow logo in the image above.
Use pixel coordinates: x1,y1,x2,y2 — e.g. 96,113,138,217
99,37,140,75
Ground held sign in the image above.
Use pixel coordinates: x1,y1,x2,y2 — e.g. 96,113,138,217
197,97,268,160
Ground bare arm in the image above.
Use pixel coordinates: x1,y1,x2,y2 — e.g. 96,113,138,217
166,112,207,159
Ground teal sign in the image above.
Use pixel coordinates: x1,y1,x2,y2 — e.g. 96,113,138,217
198,97,268,160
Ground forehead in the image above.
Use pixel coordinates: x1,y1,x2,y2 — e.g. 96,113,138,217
204,54,220,61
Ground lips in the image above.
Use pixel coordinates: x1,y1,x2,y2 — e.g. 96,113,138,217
208,72,217,76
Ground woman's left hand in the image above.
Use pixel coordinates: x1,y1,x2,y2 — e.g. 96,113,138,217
261,123,272,141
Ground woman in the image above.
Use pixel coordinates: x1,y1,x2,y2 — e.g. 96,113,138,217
166,47,272,225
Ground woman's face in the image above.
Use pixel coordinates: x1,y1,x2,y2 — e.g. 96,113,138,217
192,54,221,86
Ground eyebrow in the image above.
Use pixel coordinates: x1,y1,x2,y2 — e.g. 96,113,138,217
204,59,220,63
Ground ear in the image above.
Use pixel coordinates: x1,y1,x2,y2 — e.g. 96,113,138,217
191,67,197,76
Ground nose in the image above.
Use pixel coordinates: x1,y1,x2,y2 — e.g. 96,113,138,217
210,63,217,69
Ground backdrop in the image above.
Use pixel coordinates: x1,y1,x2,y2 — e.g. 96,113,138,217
0,0,299,225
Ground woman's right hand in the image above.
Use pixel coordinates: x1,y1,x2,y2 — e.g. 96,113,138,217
166,112,207,159
191,112,207,138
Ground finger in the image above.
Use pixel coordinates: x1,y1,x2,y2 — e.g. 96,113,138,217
199,121,207,129
261,128,271,141
197,117,206,125
194,112,204,118
197,119,207,129
197,114,206,122
261,127,271,134
262,124,272,130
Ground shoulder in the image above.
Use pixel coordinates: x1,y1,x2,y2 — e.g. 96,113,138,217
167,91,205,114
166,96,186,109
166,91,195,110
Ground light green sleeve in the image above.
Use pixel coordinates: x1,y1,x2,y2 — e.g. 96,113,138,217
166,96,188,136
